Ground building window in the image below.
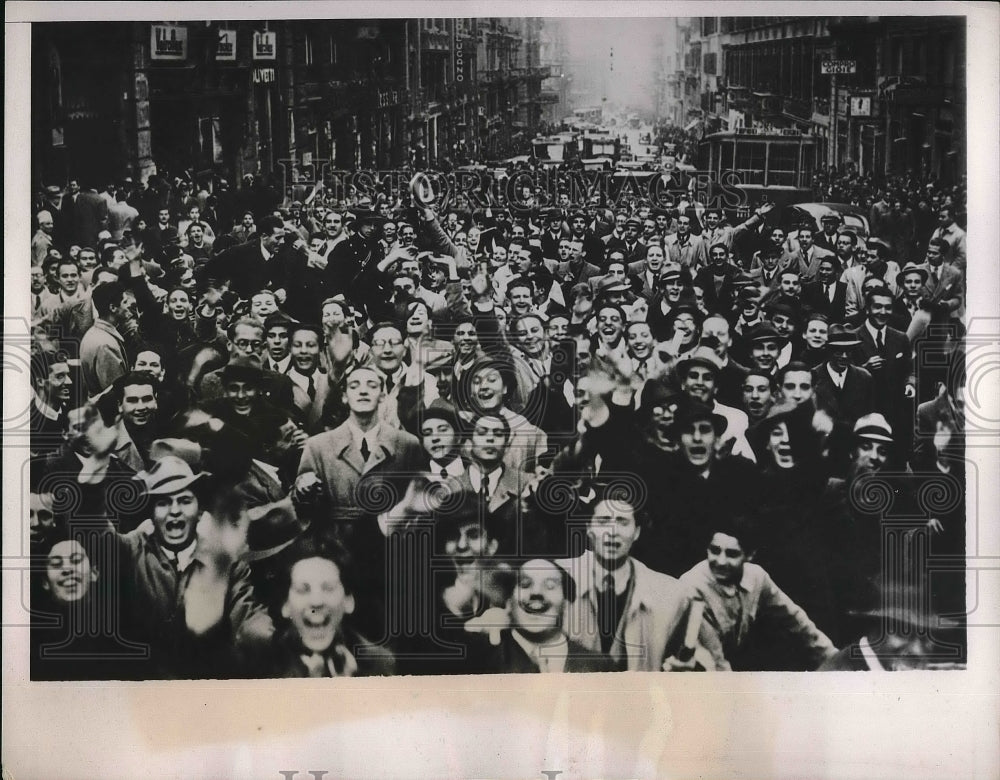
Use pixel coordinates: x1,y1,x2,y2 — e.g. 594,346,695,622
304,32,314,65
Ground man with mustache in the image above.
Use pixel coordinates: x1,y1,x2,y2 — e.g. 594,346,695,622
466,557,614,673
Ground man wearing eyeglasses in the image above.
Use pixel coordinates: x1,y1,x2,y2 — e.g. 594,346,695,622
197,315,295,412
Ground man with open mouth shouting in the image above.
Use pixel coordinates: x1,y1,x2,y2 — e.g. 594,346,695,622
556,489,729,672
97,454,271,678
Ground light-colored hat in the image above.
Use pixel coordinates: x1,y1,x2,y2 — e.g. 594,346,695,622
134,455,210,496
853,413,894,442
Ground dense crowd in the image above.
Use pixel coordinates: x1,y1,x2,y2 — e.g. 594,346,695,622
27,155,968,678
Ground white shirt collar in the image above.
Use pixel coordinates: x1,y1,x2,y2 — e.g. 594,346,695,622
827,363,847,387
268,354,292,373
593,558,632,596
287,366,320,392
511,630,568,673
346,419,380,451
33,390,61,421
865,320,885,341
164,539,198,573
468,463,503,497
430,457,465,480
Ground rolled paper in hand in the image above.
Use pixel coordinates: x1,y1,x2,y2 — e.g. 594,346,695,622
676,597,706,663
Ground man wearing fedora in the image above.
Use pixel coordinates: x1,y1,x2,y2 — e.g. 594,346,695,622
100,454,269,677
812,325,875,426
743,321,787,380
676,346,754,462
633,398,757,578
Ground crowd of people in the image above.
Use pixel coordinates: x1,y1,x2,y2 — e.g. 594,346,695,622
27,152,968,679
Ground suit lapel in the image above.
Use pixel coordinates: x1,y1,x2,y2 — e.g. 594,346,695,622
334,428,365,476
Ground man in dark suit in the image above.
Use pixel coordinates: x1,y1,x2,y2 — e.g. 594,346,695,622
785,224,835,282
539,209,570,259
856,287,915,453
467,557,615,673
198,318,295,413
553,237,602,290
567,211,607,267
856,288,915,409
627,242,666,300
812,325,874,425
694,242,744,314
616,216,647,265
206,215,288,301
802,256,847,323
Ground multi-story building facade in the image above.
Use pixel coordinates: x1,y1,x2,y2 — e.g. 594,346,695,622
32,17,554,191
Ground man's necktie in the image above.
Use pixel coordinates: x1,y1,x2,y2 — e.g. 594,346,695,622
876,330,884,352
440,468,449,480
599,574,616,637
360,438,371,463
385,374,395,393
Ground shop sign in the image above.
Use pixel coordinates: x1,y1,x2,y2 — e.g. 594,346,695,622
253,67,276,85
253,31,277,60
151,25,187,61
216,29,237,61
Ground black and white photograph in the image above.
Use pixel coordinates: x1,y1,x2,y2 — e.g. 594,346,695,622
5,2,999,778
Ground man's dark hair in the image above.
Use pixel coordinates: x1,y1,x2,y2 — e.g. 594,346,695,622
590,482,649,529
277,531,357,598
864,286,893,310
704,514,760,556
113,371,161,405
257,215,284,236
472,412,512,443
91,281,127,317
30,349,69,388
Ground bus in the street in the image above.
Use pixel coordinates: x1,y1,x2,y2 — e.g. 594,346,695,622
698,128,820,208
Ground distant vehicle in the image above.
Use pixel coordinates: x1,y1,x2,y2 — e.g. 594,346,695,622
531,134,579,162
580,157,614,171
778,202,870,239
699,128,820,208
581,130,620,162
573,106,604,125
